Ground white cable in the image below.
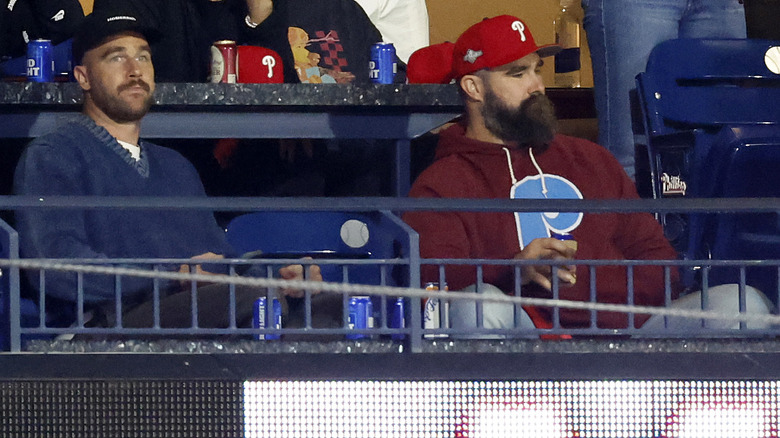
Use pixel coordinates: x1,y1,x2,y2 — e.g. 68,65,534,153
3,258,780,326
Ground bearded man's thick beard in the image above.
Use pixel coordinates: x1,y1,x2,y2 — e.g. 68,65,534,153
482,91,558,152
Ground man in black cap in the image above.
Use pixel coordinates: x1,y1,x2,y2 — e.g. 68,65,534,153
14,9,324,332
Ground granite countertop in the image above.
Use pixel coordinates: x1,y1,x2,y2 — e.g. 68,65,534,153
24,337,780,354
0,82,596,118
0,82,463,109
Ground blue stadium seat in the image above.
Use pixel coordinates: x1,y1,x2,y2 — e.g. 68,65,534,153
225,211,417,287
634,38,780,297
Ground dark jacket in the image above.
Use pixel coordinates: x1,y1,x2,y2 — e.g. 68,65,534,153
1,0,84,59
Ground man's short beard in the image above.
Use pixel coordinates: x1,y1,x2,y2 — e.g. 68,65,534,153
89,80,154,123
481,89,558,151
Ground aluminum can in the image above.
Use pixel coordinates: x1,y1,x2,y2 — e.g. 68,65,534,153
27,39,54,82
253,297,282,340
369,42,396,84
423,282,449,339
210,40,237,83
388,297,406,340
551,231,578,251
347,296,374,340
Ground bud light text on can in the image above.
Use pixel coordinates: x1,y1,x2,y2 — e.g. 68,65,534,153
27,39,54,82
347,296,374,340
423,282,449,339
369,42,396,84
388,297,406,340
210,40,237,83
253,297,282,340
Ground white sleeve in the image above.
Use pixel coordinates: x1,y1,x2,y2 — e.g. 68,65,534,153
352,0,430,63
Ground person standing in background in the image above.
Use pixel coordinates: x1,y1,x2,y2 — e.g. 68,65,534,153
581,0,747,179
352,0,430,63
741,0,780,40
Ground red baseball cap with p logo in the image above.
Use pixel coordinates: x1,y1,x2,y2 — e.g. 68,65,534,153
451,15,560,79
237,46,284,83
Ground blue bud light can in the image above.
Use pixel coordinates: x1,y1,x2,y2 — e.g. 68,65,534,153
388,297,406,340
551,232,578,251
369,42,396,84
253,297,282,340
27,39,54,82
347,296,374,339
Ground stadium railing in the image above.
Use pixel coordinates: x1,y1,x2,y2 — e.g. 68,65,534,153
1,195,779,353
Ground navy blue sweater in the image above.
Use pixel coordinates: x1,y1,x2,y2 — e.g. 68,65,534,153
13,115,234,304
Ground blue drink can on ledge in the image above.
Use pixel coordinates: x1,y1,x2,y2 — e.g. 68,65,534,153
369,42,396,84
347,296,374,339
253,297,282,340
389,297,406,340
27,39,54,82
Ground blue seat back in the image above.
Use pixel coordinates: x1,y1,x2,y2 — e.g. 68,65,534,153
635,39,780,201
634,39,780,295
225,211,416,287
689,126,780,296
639,38,780,137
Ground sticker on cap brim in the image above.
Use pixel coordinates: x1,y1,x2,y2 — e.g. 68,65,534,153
464,49,483,64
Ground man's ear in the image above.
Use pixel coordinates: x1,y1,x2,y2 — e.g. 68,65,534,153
459,74,484,103
72,65,91,91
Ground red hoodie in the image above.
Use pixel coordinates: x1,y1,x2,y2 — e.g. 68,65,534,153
404,123,681,328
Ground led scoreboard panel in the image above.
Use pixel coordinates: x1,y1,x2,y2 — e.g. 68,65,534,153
4,351,780,437
244,380,780,438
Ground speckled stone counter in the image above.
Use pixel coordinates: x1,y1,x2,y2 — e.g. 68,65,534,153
24,337,780,354
9,337,780,381
0,82,593,113
0,82,462,109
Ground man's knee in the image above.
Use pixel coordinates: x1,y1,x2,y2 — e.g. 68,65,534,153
448,284,535,336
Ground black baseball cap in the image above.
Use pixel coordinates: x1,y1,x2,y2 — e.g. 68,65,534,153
72,9,161,65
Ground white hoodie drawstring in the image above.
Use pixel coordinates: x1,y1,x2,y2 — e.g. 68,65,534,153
502,147,518,185
503,146,548,197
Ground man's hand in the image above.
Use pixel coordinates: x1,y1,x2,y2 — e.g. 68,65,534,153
514,238,577,291
246,0,273,25
179,252,225,287
278,257,323,298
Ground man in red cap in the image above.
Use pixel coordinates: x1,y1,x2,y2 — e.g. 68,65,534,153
403,16,773,335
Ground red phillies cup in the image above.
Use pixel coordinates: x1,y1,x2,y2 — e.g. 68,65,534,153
237,46,284,83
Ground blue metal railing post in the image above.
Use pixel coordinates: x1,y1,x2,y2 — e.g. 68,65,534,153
0,219,22,352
